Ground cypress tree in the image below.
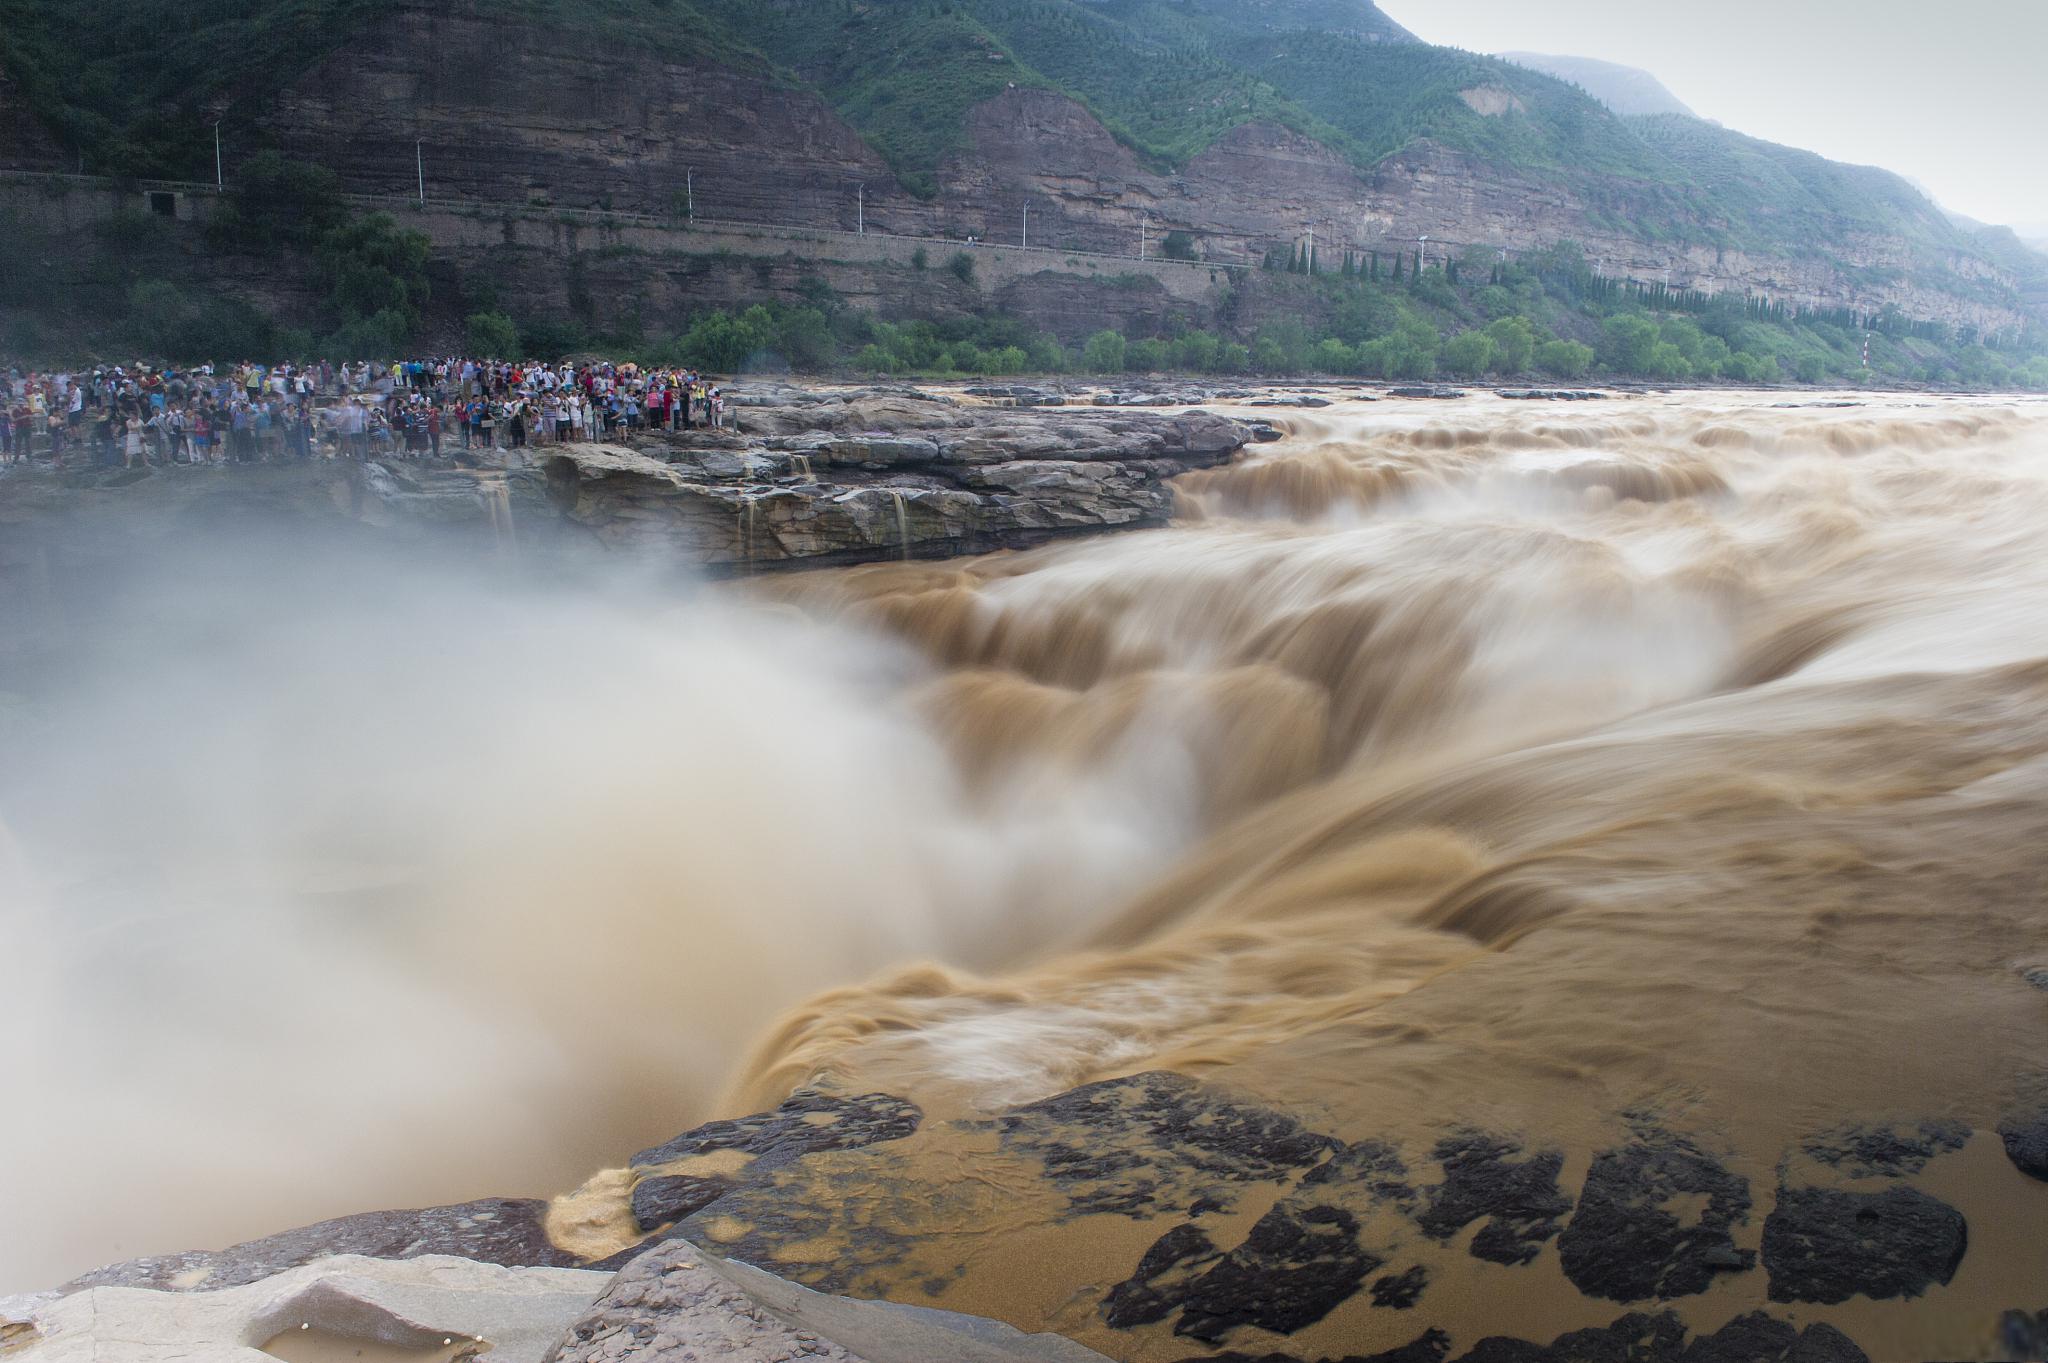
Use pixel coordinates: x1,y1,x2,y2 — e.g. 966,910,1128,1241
1392,253,1404,282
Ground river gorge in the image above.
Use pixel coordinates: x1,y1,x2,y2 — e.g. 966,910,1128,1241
5,389,2047,1360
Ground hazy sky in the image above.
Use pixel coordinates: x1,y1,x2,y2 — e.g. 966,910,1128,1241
1387,0,2048,231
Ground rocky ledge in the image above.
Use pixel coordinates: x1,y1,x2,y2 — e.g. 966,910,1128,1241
545,387,1261,569
0,387,1263,579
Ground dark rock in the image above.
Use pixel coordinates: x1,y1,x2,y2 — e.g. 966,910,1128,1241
2021,966,2048,993
1450,1311,1867,1363
1300,1139,1416,1209
1104,1132,1421,1339
633,1089,921,1169
1174,1330,1450,1363
1369,1265,1428,1309
1386,387,1467,399
1104,1224,1221,1328
1682,1313,1869,1363
2000,1307,2048,1361
1454,1312,1687,1363
1762,1184,1967,1303
995,1072,1337,1218
1414,1132,1571,1265
1496,389,1605,401
1999,1106,2048,1182
1558,1128,1754,1301
1172,1204,1379,1341
1801,1120,1969,1178
630,1173,735,1233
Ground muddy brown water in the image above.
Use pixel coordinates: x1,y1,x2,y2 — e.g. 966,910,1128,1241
713,391,2048,1358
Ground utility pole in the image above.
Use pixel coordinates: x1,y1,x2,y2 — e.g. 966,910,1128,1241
1021,203,1029,249
214,120,223,192
857,182,864,235
1139,216,1146,261
416,140,425,207
686,167,695,224
1418,233,1428,272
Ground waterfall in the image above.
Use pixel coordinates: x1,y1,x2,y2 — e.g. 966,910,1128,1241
890,490,912,563
793,454,814,480
481,479,516,551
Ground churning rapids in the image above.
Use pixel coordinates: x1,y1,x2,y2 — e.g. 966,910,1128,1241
5,390,2048,1355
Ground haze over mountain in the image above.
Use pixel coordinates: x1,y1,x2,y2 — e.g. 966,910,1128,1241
1496,52,1698,119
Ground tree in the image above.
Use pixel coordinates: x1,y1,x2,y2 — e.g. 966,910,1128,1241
1082,329,1127,372
465,311,520,359
1161,230,1197,261
1483,316,1535,374
1441,330,1498,378
1535,339,1594,379
948,252,976,284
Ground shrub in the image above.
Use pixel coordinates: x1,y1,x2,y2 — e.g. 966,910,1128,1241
464,310,520,359
1082,329,1126,373
1535,339,1595,379
1441,330,1498,378
948,252,976,284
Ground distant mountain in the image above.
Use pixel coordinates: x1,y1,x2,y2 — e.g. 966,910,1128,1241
0,0,2039,331
1498,52,1697,119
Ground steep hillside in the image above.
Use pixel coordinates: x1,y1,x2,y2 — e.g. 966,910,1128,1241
0,0,2039,333
1498,52,1697,119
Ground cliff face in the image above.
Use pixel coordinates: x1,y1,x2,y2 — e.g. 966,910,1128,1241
250,4,2033,334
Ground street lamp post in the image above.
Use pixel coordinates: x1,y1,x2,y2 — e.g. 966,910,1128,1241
1021,203,1029,249
416,140,425,207
686,167,695,224
214,121,223,192
1418,233,1428,272
857,182,864,235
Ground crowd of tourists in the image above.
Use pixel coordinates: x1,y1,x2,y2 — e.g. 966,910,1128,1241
0,358,730,468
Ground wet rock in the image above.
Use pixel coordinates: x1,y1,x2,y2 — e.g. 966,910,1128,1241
1368,1265,1428,1309
1999,1307,2048,1361
1105,1133,1421,1339
633,1090,920,1170
1413,1132,1571,1266
1450,1310,1867,1363
1104,1225,1222,1328
1299,1139,1417,1210
1495,389,1605,401
1175,1330,1451,1363
1762,1185,1967,1303
1680,1312,1869,1363
995,1072,1337,1218
1171,1204,1380,1341
1386,386,1467,399
2020,965,2048,993
1454,1312,1687,1363
1801,1120,1969,1178
1999,1104,2048,1182
1557,1128,1754,1301
631,1174,735,1234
